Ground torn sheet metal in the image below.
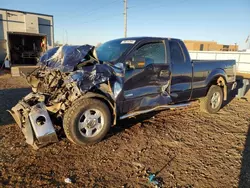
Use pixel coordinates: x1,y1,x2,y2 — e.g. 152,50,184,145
68,62,124,97
34,45,124,101
29,44,125,105
38,45,94,72
39,47,59,64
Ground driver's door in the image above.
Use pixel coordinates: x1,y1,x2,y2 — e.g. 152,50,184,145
121,40,171,114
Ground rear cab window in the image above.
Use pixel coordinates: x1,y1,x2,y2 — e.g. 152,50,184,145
169,40,185,64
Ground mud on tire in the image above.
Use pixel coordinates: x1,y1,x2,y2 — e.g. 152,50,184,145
200,85,223,114
63,98,111,145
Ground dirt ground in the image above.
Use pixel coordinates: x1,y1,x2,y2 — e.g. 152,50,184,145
1,72,250,187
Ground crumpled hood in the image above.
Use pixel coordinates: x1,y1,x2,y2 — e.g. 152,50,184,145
39,45,94,72
27,45,124,107
67,62,124,95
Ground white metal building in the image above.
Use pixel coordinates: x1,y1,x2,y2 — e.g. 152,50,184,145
0,8,54,66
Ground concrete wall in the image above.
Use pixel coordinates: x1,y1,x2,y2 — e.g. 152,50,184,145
0,9,54,62
189,51,250,74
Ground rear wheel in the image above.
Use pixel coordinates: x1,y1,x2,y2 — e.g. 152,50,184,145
200,85,223,114
63,98,111,145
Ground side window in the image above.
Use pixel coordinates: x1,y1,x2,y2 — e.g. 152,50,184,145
169,41,185,64
132,42,165,66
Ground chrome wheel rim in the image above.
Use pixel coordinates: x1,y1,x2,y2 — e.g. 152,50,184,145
210,92,221,109
78,109,104,137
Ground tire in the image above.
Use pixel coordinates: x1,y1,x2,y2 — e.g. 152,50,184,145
200,85,223,114
63,98,111,145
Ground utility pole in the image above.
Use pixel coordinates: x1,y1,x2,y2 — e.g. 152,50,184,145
124,0,127,37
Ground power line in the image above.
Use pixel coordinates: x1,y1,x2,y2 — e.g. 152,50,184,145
128,0,167,9
129,0,188,11
80,0,189,35
83,0,121,17
126,0,189,26
81,12,121,24
79,0,122,24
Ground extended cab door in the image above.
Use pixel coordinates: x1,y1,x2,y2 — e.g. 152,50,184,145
169,40,193,102
121,40,171,114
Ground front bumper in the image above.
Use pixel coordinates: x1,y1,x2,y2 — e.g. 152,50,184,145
9,93,58,149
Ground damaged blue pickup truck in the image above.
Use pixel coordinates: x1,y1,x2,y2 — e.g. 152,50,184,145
10,37,237,149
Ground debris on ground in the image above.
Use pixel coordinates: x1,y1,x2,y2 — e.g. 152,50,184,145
148,173,163,187
147,155,175,187
64,178,72,184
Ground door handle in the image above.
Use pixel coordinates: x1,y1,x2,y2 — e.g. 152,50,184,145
159,70,170,77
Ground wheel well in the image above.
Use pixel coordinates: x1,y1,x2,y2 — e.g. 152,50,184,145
209,76,227,100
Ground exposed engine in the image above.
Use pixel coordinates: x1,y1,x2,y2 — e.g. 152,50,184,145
9,45,123,149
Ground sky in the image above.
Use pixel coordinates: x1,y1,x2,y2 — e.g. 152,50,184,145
1,0,250,49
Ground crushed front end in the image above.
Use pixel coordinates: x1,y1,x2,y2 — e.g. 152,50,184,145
9,69,84,149
9,45,123,149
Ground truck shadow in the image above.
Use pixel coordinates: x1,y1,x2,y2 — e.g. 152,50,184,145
106,111,161,139
239,124,250,188
0,88,31,126
222,77,250,108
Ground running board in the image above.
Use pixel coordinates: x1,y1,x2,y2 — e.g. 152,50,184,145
119,102,190,120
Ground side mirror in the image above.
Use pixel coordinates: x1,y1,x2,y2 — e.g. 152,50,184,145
134,61,145,69
125,60,135,70
126,58,145,70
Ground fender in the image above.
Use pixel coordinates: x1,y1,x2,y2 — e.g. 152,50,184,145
205,68,228,100
205,68,228,86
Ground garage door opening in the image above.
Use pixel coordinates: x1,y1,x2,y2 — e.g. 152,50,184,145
8,33,46,65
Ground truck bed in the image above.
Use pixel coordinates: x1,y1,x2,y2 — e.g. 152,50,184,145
191,59,236,96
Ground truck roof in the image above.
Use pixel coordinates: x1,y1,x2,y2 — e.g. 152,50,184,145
110,36,181,42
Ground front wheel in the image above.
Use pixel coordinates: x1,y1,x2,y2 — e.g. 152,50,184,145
63,98,111,145
200,85,223,114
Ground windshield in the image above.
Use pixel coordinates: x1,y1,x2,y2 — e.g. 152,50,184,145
96,39,135,62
